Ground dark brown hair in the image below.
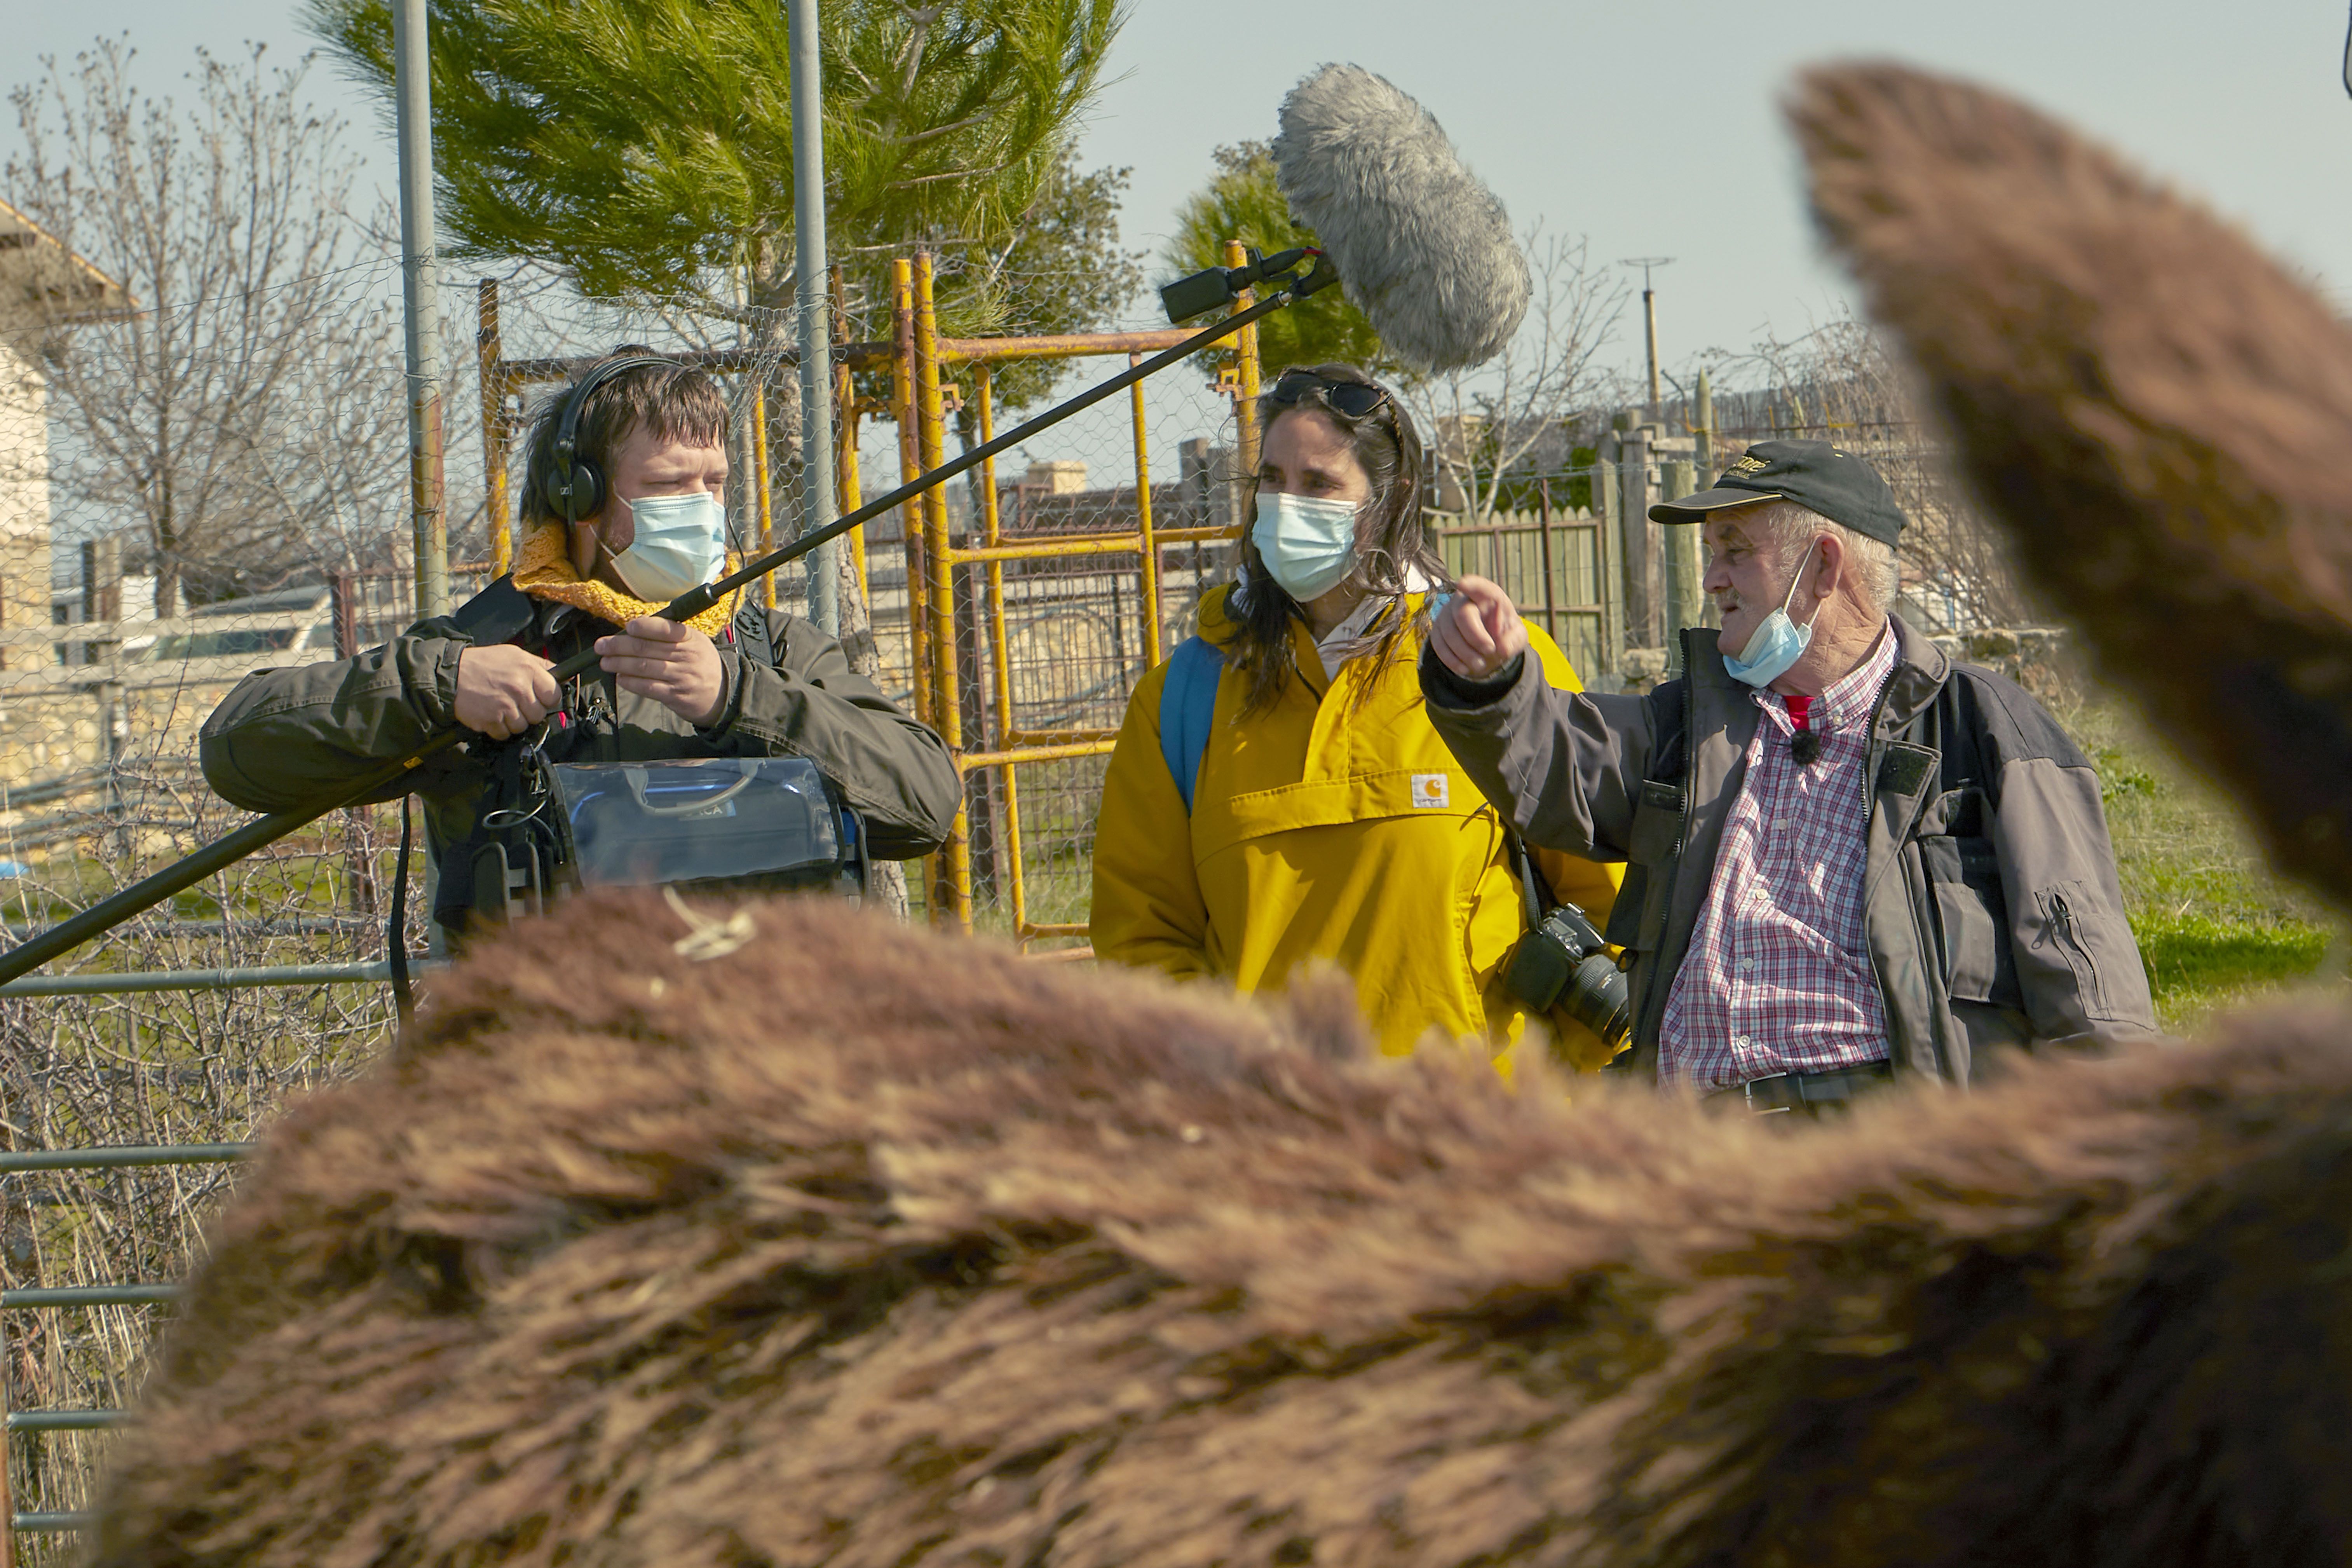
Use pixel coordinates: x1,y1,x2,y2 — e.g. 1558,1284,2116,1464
518,345,731,528
1228,363,1439,715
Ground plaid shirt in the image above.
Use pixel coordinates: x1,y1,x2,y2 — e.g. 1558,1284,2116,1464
1658,623,1900,1090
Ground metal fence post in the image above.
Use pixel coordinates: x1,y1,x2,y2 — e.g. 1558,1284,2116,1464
1129,352,1165,666
753,385,776,612
912,253,973,931
890,258,932,728
1593,462,1623,675
830,265,870,609
787,0,839,637
1222,239,1263,501
974,365,1030,944
392,0,448,622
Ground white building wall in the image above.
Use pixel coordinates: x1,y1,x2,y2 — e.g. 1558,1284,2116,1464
0,333,52,664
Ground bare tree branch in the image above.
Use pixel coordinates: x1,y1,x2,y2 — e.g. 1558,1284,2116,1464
5,38,407,613
1700,308,2032,631
1400,227,1629,527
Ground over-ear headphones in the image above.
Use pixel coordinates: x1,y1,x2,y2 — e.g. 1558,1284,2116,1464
539,354,682,524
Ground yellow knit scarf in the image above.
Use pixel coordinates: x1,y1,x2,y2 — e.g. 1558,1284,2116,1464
510,522,741,637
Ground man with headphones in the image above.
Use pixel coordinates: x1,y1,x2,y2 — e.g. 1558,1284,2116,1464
199,349,961,937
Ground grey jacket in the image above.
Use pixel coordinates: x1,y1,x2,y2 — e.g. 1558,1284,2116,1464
1421,617,2159,1084
201,579,961,930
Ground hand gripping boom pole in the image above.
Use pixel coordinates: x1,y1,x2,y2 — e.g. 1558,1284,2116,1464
0,279,1319,985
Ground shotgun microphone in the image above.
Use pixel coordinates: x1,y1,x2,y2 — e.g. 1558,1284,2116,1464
1159,64,1529,375
1271,63,1530,373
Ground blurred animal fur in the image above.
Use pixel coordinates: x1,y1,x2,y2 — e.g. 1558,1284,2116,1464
88,65,2352,1568
91,893,2352,1568
1794,63,2352,908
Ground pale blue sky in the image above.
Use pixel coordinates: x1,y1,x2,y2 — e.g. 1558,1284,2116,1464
10,0,2352,381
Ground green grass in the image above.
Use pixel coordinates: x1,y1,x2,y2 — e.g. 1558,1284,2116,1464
2065,698,2344,1033
2132,914,2331,1008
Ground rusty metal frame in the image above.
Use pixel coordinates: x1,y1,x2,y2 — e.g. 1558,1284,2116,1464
830,264,871,608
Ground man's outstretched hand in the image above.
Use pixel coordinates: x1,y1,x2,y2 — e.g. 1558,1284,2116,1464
596,616,727,728
1429,575,1529,682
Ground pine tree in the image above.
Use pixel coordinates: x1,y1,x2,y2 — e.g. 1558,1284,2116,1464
304,0,1123,327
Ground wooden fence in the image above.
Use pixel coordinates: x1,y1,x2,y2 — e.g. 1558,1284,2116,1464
1431,505,1620,683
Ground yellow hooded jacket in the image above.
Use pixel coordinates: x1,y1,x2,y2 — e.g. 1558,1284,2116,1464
1090,585,1624,1064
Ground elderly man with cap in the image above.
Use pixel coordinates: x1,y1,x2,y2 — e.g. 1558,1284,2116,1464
1419,440,2157,1111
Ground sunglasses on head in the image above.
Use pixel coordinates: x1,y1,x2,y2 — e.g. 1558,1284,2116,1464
1264,370,1390,420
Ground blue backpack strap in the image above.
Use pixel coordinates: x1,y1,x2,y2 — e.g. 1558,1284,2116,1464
1157,635,1225,813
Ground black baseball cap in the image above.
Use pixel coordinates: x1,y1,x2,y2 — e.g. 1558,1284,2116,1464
1647,439,1907,546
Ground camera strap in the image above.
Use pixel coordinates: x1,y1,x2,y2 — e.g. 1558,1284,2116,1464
1503,825,1555,927
389,795,415,1020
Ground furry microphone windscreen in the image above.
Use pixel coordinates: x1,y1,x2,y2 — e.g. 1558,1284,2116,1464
1271,63,1530,374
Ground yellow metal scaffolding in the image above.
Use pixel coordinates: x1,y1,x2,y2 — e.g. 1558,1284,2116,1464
894,252,1251,939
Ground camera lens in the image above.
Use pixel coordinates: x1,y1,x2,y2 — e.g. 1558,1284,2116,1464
1560,952,1632,1047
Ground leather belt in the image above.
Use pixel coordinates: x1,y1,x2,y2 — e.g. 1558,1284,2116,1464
1708,1060,1895,1116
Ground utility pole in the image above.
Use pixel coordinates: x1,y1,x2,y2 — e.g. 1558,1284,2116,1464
393,0,446,621
1620,257,1674,426
788,0,840,636
392,0,448,954
1694,366,1715,474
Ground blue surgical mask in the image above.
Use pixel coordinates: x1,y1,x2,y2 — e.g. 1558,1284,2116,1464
610,491,729,603
1252,492,1360,603
1722,540,1821,689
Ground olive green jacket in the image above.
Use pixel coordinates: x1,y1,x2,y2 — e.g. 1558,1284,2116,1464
199,581,960,928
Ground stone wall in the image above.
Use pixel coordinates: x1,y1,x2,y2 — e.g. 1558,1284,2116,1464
1929,626,2082,706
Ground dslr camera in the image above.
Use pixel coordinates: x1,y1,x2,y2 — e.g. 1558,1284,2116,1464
1503,901,1632,1050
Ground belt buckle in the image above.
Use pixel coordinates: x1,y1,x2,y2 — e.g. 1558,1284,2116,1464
1742,1074,1795,1115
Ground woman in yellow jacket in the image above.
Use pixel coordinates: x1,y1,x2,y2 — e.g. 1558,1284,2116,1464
1090,364,1621,1064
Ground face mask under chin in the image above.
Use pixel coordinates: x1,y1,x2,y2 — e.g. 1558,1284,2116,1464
1722,539,1822,689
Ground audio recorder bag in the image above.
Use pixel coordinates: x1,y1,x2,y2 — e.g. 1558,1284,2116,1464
544,754,869,902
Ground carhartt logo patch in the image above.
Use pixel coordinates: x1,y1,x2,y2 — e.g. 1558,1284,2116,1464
1411,773,1451,809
